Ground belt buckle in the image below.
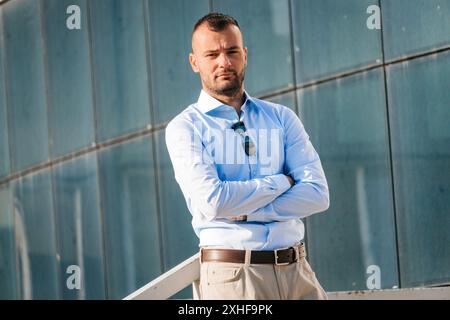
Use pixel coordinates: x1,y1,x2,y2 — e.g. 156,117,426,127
274,248,290,266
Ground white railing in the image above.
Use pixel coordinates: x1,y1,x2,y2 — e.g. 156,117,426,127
123,253,200,300
124,253,450,300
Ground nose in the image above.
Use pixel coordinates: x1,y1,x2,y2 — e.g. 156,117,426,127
217,52,232,68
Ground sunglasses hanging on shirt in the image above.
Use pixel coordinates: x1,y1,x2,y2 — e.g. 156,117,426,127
231,121,256,156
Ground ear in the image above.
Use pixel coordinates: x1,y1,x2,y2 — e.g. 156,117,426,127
243,47,248,67
189,53,200,73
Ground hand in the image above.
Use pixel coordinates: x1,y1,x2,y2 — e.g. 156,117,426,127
229,215,247,222
285,175,295,187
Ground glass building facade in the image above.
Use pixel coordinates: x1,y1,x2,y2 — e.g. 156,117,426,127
0,0,449,299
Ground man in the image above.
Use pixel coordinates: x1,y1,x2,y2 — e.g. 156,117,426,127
165,13,329,300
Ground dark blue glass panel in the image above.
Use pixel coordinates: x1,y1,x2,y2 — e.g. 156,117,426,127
0,8,10,179
53,153,106,299
0,184,18,299
89,0,151,141
292,0,382,83
155,130,197,269
212,0,294,95
3,0,49,171
98,136,161,299
266,91,297,112
147,0,209,124
298,69,399,291
382,0,450,60
387,51,450,287
41,0,95,158
12,171,59,299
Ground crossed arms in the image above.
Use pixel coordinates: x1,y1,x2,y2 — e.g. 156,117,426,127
165,107,329,223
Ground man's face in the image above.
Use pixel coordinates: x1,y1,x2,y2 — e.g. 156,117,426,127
190,24,247,97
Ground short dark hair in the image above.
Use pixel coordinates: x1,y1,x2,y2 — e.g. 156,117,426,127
192,12,240,35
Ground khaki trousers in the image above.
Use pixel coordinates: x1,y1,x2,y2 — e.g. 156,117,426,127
193,246,328,300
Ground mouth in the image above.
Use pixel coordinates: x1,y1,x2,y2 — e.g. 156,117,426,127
216,72,235,79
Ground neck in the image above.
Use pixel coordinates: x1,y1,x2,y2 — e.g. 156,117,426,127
205,87,246,115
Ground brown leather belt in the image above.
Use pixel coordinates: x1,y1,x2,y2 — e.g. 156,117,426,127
201,243,306,265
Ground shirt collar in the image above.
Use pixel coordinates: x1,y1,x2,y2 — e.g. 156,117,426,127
197,89,256,114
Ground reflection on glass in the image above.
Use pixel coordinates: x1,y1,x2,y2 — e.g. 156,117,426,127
3,0,49,171
98,136,161,299
52,153,106,299
292,0,382,84
0,184,18,299
212,0,294,95
387,51,450,287
89,0,151,141
298,69,398,291
12,171,59,299
42,0,95,158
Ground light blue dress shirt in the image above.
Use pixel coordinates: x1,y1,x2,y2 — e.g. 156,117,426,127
165,90,329,250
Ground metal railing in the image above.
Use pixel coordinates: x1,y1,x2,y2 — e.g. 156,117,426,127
124,253,450,300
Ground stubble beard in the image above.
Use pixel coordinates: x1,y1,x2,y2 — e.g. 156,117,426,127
206,68,246,98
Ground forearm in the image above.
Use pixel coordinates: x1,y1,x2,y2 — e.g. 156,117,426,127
248,181,329,222
177,171,292,221
248,160,329,222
